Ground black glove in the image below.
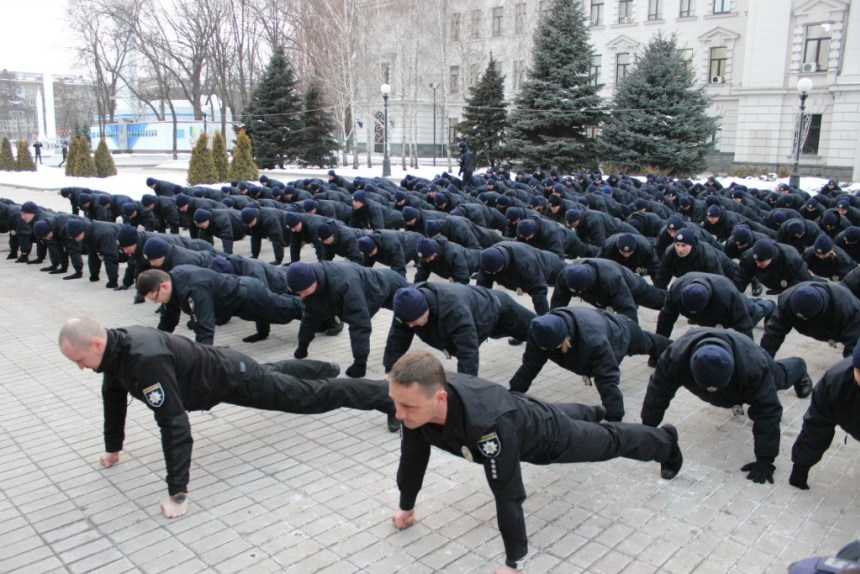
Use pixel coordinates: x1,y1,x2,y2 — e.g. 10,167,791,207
740,460,775,484
114,284,130,291
789,465,810,490
345,362,366,378
294,346,308,359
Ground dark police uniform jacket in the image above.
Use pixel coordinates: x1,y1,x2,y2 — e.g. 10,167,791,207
598,232,661,281
360,230,421,276
297,262,407,362
802,244,857,282
99,326,249,494
224,254,289,295
653,241,733,290
199,208,246,254
510,307,633,420
413,237,480,285
398,373,577,567
656,272,755,339
791,358,860,470
550,258,652,322
760,282,860,358
475,241,563,315
734,242,812,294
383,282,530,375
156,243,218,272
641,328,784,463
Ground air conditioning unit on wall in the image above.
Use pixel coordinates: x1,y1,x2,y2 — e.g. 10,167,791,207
710,75,724,84
801,62,819,73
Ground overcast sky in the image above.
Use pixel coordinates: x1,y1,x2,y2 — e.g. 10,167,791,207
1,0,78,75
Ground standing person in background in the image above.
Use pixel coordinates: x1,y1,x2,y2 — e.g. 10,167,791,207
33,140,43,164
58,141,68,167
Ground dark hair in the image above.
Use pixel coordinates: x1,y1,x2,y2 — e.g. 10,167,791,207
389,351,447,396
136,269,171,297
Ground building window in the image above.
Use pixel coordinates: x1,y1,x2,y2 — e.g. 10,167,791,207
709,46,727,81
469,63,480,87
513,60,525,90
648,0,662,20
471,10,481,39
678,48,693,70
449,66,460,94
492,6,504,36
618,0,633,22
590,55,602,85
679,0,693,17
382,63,391,84
712,0,729,14
539,1,551,17
448,117,459,144
515,3,527,33
590,0,604,25
804,24,830,71
616,52,631,81
450,13,461,42
802,114,822,155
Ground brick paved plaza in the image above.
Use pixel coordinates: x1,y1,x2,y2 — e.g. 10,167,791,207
0,179,857,573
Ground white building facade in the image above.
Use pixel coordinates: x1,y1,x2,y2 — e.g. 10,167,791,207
359,0,860,180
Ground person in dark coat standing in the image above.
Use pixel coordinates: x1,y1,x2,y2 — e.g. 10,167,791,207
286,261,408,377
58,141,68,166
550,259,666,323
801,234,857,282
457,141,475,185
32,140,43,164
389,351,682,574
641,328,812,484
413,236,481,285
734,239,815,295
789,343,860,491
58,317,398,518
476,242,564,316
760,281,860,359
137,266,303,344
655,272,774,339
383,284,536,376
509,308,671,421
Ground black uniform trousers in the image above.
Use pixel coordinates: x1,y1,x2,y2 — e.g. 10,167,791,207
491,292,536,343
746,298,775,327
235,279,303,337
773,357,808,392
225,360,394,415
517,394,673,464
633,283,668,311
619,315,671,360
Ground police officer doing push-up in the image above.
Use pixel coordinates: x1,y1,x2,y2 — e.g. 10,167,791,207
57,318,397,518
388,351,683,574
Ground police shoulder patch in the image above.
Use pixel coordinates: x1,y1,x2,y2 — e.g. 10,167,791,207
477,432,501,458
143,383,165,407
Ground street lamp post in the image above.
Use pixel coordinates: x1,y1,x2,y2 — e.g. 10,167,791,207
381,83,391,177
429,83,440,166
789,77,813,190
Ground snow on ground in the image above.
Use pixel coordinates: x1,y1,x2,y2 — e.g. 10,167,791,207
0,155,856,201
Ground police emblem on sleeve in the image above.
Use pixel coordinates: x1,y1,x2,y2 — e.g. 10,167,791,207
461,446,474,462
143,383,165,407
478,432,501,458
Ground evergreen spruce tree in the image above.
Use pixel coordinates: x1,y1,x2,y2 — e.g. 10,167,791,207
187,132,217,185
229,129,259,181
507,0,603,172
73,136,97,177
211,131,229,182
65,137,79,176
94,139,117,177
457,56,508,167
16,140,36,171
596,32,717,176
0,137,15,170
297,83,339,168
241,46,302,169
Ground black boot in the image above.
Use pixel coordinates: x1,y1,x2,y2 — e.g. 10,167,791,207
660,425,683,480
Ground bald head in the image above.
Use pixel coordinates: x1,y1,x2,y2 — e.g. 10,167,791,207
59,318,108,370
